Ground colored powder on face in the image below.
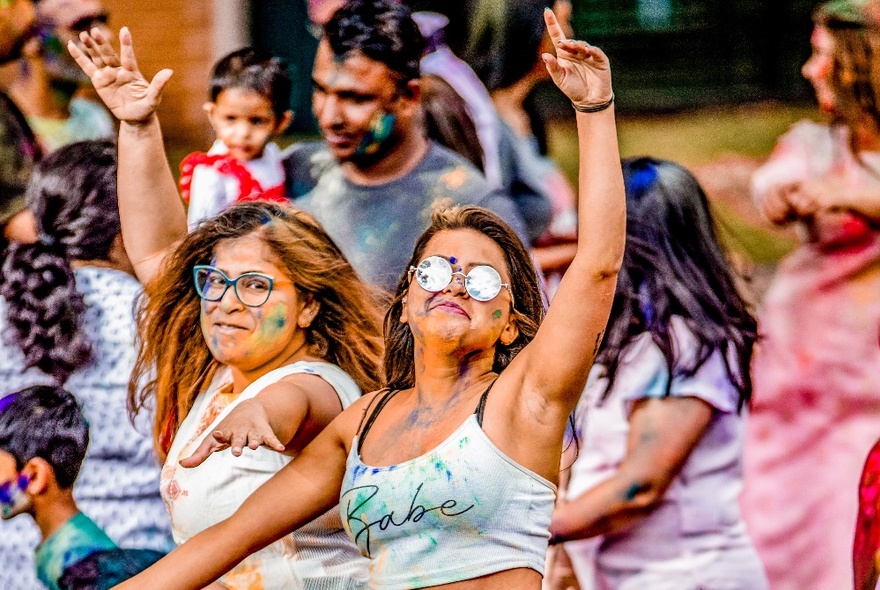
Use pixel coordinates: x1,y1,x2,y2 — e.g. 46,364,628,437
449,257,457,265
493,310,502,320
251,303,290,345
355,112,396,156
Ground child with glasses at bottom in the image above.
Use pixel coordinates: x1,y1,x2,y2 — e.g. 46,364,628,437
181,48,293,230
0,385,164,590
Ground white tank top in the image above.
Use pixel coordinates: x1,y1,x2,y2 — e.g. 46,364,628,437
161,361,370,589
339,386,557,589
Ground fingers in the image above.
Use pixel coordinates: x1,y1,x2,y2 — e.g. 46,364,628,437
229,430,248,456
147,68,174,104
235,430,285,454
78,31,106,68
544,8,566,46
179,431,228,468
91,27,121,68
119,26,138,72
66,40,98,78
261,431,286,453
542,53,564,85
557,39,608,67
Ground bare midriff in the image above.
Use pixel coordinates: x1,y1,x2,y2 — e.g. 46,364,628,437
426,567,542,589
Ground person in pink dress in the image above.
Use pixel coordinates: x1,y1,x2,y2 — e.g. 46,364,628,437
741,2,880,589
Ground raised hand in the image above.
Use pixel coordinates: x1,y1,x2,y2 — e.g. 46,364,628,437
67,26,172,124
179,399,286,468
542,8,613,109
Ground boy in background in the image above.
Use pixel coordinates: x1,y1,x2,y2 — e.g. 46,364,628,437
0,386,163,590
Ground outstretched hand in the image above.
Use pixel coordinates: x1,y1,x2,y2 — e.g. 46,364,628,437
179,399,287,469
67,26,173,124
542,8,613,109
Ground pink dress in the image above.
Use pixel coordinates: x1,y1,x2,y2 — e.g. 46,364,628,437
742,120,880,590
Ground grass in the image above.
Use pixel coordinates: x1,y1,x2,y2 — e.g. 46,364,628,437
546,102,815,264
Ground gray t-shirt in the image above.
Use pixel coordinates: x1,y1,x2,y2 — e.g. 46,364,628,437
283,141,527,292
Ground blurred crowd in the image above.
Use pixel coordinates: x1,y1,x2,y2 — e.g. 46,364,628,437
1,0,880,589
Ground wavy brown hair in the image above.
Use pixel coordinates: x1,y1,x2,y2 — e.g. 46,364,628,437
383,206,544,390
815,0,880,131
130,202,385,460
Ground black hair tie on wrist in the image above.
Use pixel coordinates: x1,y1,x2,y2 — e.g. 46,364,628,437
572,94,614,113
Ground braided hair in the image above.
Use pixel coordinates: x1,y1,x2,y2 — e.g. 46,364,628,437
0,140,120,384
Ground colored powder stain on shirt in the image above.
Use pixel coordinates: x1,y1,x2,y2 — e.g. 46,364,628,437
35,512,116,590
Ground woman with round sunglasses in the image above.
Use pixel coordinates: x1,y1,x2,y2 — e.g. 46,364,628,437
71,8,624,589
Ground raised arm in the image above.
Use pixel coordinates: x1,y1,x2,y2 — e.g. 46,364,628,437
68,27,186,284
513,10,625,411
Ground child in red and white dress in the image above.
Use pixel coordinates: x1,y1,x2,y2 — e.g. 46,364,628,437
181,48,293,230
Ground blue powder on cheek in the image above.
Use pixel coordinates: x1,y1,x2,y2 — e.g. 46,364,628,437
449,257,457,265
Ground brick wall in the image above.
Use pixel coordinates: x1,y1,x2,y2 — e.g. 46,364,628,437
105,0,217,147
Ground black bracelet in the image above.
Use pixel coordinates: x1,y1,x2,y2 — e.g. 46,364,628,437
572,94,614,113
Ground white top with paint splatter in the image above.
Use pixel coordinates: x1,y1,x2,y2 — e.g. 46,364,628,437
563,317,764,587
339,411,557,589
161,361,369,590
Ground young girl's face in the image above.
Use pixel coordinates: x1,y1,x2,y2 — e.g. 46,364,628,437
802,25,836,113
205,88,289,162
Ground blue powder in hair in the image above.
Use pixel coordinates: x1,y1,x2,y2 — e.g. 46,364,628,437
627,164,659,197
0,395,17,414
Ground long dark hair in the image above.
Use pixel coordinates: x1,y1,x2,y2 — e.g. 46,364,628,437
383,206,544,390
598,157,757,408
0,140,120,385
460,0,546,91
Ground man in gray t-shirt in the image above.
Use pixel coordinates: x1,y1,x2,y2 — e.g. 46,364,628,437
285,140,526,291
284,0,527,292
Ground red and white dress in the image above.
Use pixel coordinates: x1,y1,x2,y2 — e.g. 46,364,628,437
181,139,287,230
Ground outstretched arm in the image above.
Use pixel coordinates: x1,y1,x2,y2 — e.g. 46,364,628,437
179,374,343,468
513,10,625,413
113,413,353,590
68,27,186,284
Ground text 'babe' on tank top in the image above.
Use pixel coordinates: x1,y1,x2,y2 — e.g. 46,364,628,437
339,382,557,590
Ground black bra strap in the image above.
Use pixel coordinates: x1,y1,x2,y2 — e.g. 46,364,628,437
474,379,498,428
357,388,398,450
360,379,498,449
